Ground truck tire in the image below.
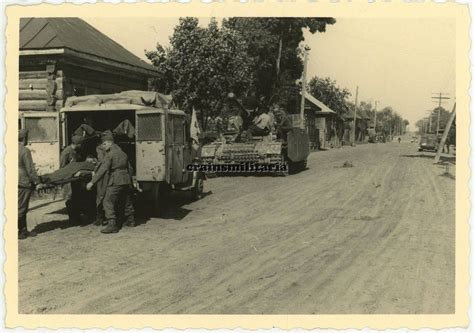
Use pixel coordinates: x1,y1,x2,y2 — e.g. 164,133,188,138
191,176,204,201
149,183,171,217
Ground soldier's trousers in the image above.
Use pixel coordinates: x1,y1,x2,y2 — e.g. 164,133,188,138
18,187,32,232
65,181,95,223
103,185,134,226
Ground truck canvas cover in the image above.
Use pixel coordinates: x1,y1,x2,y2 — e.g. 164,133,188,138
64,91,174,110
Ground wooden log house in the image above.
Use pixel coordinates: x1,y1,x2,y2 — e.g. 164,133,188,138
19,17,159,115
18,17,160,174
299,93,345,150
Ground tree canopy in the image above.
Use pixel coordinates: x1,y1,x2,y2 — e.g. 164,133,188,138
307,77,351,116
145,17,410,135
146,17,336,126
146,18,252,126
222,18,336,112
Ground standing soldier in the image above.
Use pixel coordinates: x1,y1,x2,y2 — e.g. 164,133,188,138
60,135,86,224
86,133,135,234
93,136,108,226
18,129,40,239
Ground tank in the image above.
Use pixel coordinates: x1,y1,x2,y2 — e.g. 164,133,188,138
201,92,310,175
201,127,309,176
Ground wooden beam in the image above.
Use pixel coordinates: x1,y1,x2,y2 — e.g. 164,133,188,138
434,103,456,164
19,89,47,100
19,71,48,79
19,100,47,111
19,78,48,89
62,63,146,88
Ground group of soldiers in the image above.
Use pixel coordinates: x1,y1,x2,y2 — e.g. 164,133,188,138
18,128,135,240
209,92,293,141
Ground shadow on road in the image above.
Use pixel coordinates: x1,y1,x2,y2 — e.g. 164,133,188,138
400,154,456,164
440,172,455,180
135,190,213,224
32,219,75,234
31,189,214,233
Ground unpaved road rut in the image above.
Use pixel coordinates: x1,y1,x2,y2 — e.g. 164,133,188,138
19,141,455,314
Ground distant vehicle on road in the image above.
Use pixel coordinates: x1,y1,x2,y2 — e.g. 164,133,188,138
418,133,439,152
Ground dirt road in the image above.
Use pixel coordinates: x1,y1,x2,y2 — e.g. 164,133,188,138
19,141,455,314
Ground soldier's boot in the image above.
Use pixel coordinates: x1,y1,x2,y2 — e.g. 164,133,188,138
18,216,36,239
65,201,79,225
123,216,136,227
100,220,119,234
94,206,106,226
93,218,103,226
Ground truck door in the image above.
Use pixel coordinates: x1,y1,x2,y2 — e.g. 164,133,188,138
167,115,188,184
135,110,166,182
20,111,60,175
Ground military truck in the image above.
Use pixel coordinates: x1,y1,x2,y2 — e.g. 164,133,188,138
201,94,310,175
20,90,204,215
418,133,439,152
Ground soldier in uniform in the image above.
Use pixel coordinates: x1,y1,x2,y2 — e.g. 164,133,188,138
86,133,135,234
18,129,40,239
93,130,111,226
274,109,293,141
60,135,86,224
240,91,259,130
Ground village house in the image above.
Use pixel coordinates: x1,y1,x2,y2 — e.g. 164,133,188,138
19,17,159,173
19,18,159,113
302,93,345,150
342,110,371,144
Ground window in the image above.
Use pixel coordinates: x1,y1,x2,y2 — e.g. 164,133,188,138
136,113,162,141
172,116,185,144
24,117,57,142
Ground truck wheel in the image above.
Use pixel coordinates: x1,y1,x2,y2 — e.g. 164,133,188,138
301,160,307,170
288,161,297,175
191,176,204,200
150,183,170,217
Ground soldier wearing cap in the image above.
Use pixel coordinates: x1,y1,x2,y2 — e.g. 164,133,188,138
93,130,112,226
60,135,85,168
274,108,293,141
18,129,40,239
60,134,86,224
86,132,135,234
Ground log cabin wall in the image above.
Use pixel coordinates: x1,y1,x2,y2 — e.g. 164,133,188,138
19,54,150,114
19,55,62,113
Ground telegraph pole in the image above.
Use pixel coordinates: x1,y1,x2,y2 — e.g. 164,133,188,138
299,46,310,130
373,101,377,130
352,86,359,145
432,93,450,135
434,103,456,164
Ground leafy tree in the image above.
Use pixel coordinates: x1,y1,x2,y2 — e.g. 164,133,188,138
307,76,351,115
223,18,336,112
145,17,252,128
375,106,407,136
415,119,427,134
430,106,451,132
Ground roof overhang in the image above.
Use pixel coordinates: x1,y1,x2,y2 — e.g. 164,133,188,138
20,47,160,77
300,92,337,114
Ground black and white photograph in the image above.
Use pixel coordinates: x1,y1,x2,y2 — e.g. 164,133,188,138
4,1,470,330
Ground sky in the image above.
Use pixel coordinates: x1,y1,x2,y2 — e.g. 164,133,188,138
84,17,456,129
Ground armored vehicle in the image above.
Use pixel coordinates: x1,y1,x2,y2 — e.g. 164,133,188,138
201,94,310,175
